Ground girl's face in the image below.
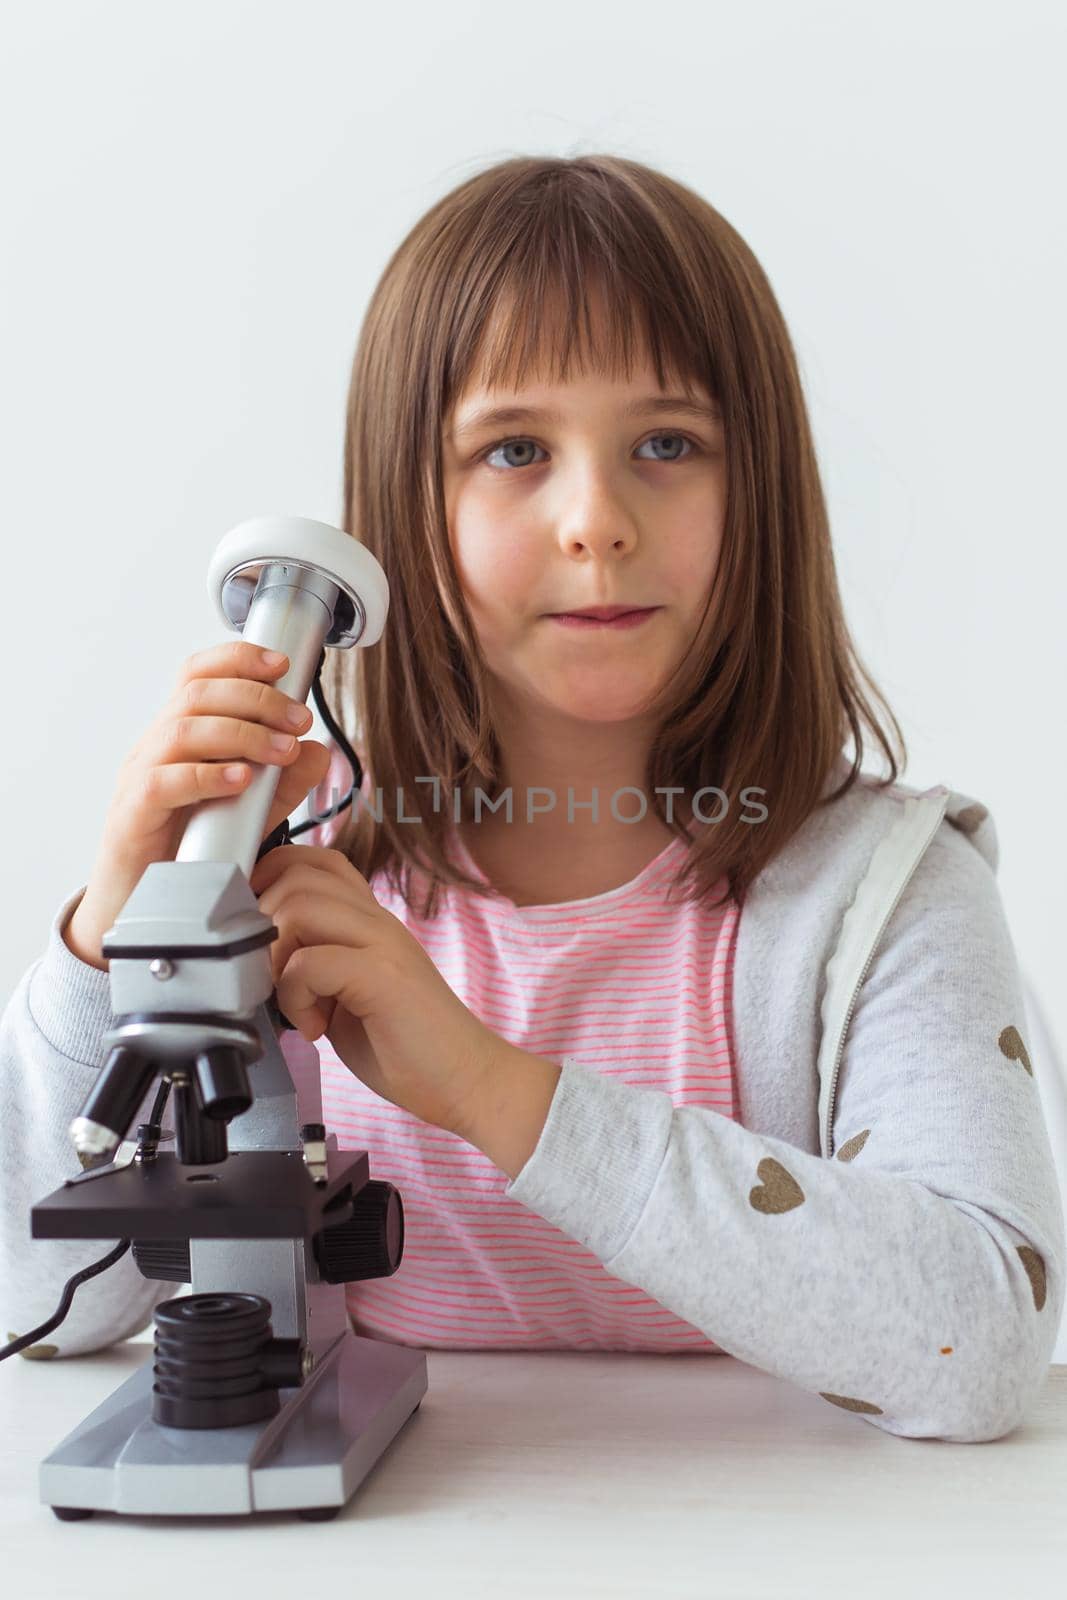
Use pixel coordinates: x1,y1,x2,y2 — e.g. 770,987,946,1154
441,353,727,729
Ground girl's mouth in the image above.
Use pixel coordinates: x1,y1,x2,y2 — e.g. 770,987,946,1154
547,607,661,630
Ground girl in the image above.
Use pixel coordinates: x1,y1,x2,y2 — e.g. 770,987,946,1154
1,155,1062,1444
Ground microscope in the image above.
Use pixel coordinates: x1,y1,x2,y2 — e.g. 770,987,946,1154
27,515,427,1521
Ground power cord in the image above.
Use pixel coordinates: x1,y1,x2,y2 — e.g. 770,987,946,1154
286,646,362,840
0,1239,134,1360
0,1076,171,1362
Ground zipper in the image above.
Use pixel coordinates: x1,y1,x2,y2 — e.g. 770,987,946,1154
822,793,949,1157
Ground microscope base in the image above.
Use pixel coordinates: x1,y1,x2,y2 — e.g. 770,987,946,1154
39,1326,428,1519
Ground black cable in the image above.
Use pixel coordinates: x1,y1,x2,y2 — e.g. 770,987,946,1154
0,1078,179,1363
0,1240,133,1361
286,647,362,839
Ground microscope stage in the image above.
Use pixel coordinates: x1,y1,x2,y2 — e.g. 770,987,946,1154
31,1148,369,1242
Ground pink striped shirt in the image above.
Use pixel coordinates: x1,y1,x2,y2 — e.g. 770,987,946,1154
303,751,740,1352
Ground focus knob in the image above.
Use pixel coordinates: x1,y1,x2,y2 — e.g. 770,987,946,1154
312,1179,405,1284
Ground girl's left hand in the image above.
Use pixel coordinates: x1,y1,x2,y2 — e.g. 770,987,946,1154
248,845,499,1138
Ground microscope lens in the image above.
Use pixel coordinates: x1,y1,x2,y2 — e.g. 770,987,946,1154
71,1044,160,1156
195,1046,253,1122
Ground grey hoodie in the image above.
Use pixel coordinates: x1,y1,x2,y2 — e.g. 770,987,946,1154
1,756,1062,1443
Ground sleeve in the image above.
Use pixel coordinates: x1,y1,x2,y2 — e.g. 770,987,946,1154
0,886,178,1359
502,818,1066,1443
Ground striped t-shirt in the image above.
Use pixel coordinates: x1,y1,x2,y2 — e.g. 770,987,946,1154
303,753,741,1352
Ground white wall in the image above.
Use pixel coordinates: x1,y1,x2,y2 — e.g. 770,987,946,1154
2,1,1064,1058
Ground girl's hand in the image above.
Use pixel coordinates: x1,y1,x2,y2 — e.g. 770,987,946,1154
248,844,499,1137
66,641,331,971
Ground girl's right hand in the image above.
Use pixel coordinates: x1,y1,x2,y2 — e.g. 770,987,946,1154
64,641,332,971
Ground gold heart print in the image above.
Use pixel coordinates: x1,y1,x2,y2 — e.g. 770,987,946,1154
836,1129,871,1163
1017,1246,1047,1312
948,803,988,836
819,1393,884,1415
749,1157,805,1214
6,1331,58,1359
998,1025,1033,1076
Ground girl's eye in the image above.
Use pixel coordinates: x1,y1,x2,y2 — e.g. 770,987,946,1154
478,432,699,472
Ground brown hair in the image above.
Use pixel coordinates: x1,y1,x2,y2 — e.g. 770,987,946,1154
320,152,906,916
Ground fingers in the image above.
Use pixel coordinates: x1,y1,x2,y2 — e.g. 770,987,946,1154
146,712,305,773
250,844,372,898
262,895,377,992
128,758,257,835
275,945,365,1041
125,640,326,841
174,639,290,695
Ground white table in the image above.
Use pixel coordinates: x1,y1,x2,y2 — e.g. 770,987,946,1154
2,1340,1064,1599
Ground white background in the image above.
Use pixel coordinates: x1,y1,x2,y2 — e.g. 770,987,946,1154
2,0,1064,1065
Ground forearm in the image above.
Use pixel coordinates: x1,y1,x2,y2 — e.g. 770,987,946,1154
492,1058,1061,1442
62,892,109,973
460,1041,562,1181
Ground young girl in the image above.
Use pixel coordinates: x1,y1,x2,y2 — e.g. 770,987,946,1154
1,155,1062,1445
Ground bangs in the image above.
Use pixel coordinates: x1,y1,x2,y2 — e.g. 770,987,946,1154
445,225,719,411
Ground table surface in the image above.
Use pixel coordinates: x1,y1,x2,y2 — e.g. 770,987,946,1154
1,1338,1064,1600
